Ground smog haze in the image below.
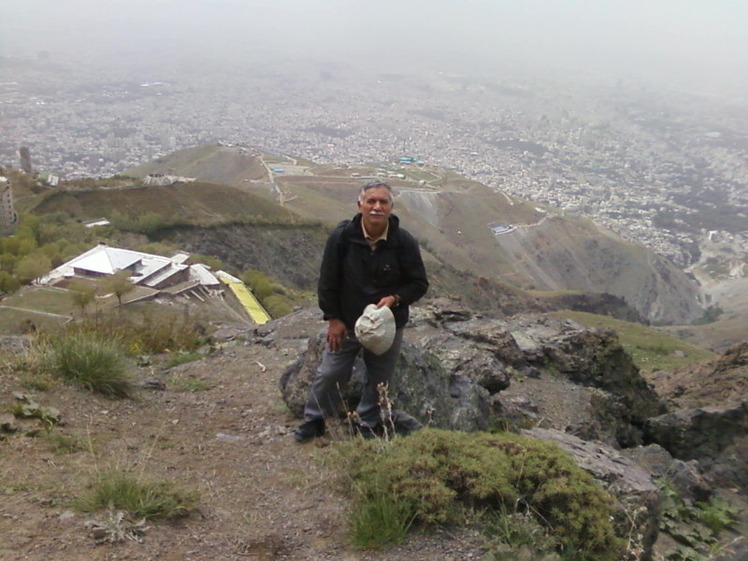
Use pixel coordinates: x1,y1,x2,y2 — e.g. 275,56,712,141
3,0,748,93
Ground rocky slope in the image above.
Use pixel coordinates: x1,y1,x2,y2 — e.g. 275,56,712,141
1,299,746,560
280,300,747,560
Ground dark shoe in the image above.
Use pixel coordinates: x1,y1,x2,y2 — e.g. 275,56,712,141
294,418,325,443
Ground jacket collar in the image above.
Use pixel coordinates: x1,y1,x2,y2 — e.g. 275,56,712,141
349,213,400,244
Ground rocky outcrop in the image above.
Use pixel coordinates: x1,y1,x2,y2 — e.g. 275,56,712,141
644,342,748,492
540,291,647,323
278,330,491,432
271,302,747,558
281,300,667,447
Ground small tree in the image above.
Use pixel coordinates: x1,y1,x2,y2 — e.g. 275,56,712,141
101,270,135,307
68,280,96,315
15,253,52,284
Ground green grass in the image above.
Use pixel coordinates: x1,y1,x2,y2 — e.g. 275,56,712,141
43,432,87,454
167,374,214,392
349,480,416,548
550,311,715,374
76,468,199,520
0,307,69,335
34,331,134,398
163,352,205,369
1,286,76,315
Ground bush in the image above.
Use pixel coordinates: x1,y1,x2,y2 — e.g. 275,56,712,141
242,269,275,299
77,468,198,520
34,331,133,398
262,294,292,318
74,310,209,355
241,268,295,318
349,479,416,549
339,429,623,560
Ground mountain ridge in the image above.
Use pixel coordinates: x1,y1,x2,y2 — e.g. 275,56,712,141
121,144,703,325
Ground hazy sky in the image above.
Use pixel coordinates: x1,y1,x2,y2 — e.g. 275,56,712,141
2,0,748,92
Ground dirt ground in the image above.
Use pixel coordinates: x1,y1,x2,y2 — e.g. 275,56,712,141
0,310,488,561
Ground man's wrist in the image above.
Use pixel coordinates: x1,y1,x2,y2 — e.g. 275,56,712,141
391,294,401,307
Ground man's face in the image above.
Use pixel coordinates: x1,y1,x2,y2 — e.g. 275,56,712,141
358,186,393,232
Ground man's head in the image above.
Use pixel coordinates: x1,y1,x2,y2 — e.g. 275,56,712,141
358,180,393,235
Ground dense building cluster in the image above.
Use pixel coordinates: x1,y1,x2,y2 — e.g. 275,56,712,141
2,57,747,267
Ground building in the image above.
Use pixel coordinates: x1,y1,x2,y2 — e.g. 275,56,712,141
0,176,18,236
38,243,219,294
37,243,269,324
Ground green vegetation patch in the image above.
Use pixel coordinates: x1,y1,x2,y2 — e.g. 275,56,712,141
77,468,199,520
658,479,740,561
551,311,715,374
0,307,69,335
339,428,623,560
2,286,76,316
32,331,134,398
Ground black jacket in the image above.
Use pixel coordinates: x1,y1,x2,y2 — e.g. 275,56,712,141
318,213,429,329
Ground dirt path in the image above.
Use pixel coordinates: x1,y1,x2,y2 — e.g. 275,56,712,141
0,312,485,561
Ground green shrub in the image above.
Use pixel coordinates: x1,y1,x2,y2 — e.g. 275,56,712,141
349,479,416,548
77,468,198,520
74,311,209,355
697,497,738,535
262,294,293,318
242,269,275,299
241,268,296,318
35,331,133,398
339,429,623,561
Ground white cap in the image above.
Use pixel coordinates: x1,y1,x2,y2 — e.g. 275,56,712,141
355,304,396,355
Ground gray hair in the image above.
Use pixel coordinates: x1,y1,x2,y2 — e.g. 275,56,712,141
358,179,393,202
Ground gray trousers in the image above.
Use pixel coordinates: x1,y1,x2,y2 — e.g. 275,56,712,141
303,328,404,427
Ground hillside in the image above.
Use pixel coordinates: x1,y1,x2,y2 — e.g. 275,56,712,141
117,145,703,325
2,305,746,561
28,180,297,227
5,144,706,325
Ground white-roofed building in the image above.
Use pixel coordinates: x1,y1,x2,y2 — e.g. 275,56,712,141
38,243,219,294
35,243,268,324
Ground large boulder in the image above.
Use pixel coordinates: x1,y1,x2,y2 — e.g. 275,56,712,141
281,302,668,447
278,330,492,432
504,315,666,423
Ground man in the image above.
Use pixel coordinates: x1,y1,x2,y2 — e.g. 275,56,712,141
294,179,429,442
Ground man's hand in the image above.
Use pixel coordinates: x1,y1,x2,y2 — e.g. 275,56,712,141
375,295,400,309
326,318,348,352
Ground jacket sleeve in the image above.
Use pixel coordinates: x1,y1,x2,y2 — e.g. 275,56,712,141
396,231,429,307
317,226,345,321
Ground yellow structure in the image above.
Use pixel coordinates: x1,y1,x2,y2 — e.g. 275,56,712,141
217,272,271,325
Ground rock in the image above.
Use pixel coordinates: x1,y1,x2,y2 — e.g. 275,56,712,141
142,377,166,390
280,303,668,445
644,403,748,460
1,413,18,434
279,329,335,418
279,331,492,433
419,332,513,394
706,436,748,491
0,335,32,354
621,444,712,503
